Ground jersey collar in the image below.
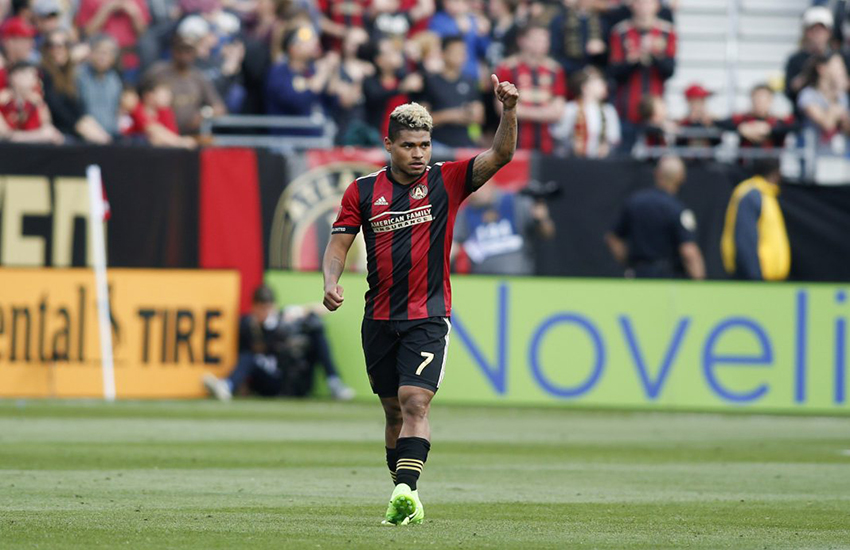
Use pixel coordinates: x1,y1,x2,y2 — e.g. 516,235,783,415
386,164,427,187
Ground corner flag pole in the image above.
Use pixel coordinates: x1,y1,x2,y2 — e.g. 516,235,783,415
86,165,116,402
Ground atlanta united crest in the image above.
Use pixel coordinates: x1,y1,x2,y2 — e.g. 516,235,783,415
410,183,428,200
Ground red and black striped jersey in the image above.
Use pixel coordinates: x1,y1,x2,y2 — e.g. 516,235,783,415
317,0,369,50
729,113,794,149
332,157,476,321
609,19,676,123
494,57,567,154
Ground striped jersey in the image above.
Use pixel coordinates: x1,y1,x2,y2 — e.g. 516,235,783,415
494,57,567,154
609,19,677,123
332,157,477,321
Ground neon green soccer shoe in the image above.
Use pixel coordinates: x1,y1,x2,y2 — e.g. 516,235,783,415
384,483,424,525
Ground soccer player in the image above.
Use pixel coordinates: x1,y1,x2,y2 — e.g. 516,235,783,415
322,75,519,525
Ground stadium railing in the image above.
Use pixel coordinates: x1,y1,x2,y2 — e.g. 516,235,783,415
199,112,336,151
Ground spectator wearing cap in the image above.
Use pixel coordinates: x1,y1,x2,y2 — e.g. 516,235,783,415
494,24,567,155
419,34,484,148
0,61,63,143
33,0,64,45
717,84,796,153
428,0,490,80
609,0,676,148
784,6,843,112
265,25,338,131
178,15,246,113
143,34,226,135
40,28,112,143
0,16,39,89
606,155,705,280
77,34,123,136
675,84,721,148
549,0,608,75
551,66,620,158
76,0,151,80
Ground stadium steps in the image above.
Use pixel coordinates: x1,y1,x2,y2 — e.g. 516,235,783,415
665,0,809,119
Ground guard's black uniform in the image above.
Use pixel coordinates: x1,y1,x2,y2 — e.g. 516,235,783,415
612,188,697,278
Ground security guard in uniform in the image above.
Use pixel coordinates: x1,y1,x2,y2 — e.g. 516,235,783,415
721,158,790,281
606,155,706,279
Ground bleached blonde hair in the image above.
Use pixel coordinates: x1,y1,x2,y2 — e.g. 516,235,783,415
388,102,433,141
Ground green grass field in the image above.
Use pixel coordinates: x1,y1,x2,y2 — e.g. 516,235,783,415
0,399,848,549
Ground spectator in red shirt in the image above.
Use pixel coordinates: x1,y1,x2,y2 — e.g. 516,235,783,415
676,84,720,148
123,79,196,148
494,23,566,154
0,16,38,90
318,0,369,51
76,0,151,77
609,0,676,146
0,61,63,143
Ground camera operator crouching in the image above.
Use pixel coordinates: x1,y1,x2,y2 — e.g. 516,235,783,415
203,285,355,401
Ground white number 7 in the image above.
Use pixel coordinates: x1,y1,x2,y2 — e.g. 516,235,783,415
416,352,435,375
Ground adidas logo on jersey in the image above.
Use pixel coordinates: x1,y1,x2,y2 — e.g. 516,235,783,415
374,196,388,206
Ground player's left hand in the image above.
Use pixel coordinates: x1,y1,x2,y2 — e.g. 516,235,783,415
491,74,519,110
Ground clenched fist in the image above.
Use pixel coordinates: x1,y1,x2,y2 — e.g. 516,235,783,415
323,283,344,311
491,74,519,110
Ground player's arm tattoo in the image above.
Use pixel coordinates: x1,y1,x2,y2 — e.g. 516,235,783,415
327,256,344,282
322,233,355,287
471,107,517,190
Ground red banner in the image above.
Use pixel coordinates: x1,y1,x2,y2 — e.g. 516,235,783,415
199,148,262,312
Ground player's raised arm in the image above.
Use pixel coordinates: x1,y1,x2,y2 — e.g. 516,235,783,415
471,74,519,191
322,233,355,311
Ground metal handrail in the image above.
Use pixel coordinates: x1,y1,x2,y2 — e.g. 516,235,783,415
199,113,336,151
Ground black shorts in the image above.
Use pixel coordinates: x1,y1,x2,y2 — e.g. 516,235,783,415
361,316,452,398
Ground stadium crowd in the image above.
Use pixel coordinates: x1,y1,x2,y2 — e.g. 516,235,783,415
0,0,843,157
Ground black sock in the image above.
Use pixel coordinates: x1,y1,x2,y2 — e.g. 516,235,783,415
394,437,430,490
386,446,398,485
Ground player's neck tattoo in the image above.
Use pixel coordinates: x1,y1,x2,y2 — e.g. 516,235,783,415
389,163,417,186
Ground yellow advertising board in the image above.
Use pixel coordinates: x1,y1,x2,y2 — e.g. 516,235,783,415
0,268,239,398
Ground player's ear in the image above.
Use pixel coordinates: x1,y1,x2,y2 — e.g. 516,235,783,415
384,136,392,153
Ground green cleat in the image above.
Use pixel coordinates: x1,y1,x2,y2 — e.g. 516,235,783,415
386,483,424,526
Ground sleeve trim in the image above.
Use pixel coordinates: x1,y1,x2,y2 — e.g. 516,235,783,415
331,226,360,235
